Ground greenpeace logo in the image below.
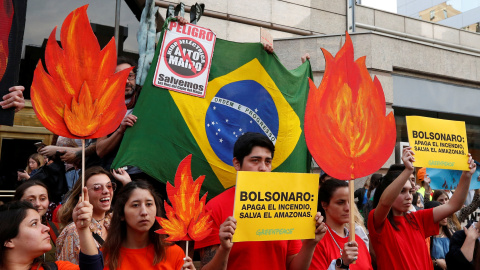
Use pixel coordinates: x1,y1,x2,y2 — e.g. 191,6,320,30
428,160,454,167
256,228,294,236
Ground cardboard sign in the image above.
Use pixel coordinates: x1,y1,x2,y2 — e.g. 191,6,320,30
153,21,216,98
232,171,318,242
406,116,469,171
427,167,480,190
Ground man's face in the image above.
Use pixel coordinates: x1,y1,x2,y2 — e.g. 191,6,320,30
233,146,272,172
116,63,136,98
424,174,431,184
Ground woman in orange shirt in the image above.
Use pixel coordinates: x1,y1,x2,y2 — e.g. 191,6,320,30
102,180,195,270
0,188,103,269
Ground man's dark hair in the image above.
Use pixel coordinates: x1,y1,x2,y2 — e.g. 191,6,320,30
233,132,274,166
117,55,137,74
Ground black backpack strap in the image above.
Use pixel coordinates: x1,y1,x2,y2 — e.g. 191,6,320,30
47,220,59,238
92,232,105,246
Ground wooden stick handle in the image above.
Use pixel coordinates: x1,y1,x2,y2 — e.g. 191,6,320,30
349,180,356,264
81,139,85,202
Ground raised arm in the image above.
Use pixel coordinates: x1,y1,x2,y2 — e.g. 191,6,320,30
73,187,98,255
96,114,137,158
373,147,415,232
433,155,476,223
200,216,236,270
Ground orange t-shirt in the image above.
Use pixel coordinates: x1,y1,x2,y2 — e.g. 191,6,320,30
104,244,185,270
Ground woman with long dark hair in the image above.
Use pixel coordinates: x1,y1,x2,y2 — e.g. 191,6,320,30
0,190,102,269
368,147,476,270
310,179,372,269
102,180,195,270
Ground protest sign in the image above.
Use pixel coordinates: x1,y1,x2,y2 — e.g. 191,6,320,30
427,167,480,190
406,116,469,171
153,20,216,98
232,171,318,242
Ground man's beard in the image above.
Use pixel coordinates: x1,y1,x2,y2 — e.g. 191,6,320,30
125,83,135,98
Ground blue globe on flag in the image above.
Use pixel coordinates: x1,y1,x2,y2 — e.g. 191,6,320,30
205,80,279,166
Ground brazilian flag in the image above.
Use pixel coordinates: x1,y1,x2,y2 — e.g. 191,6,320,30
112,34,312,199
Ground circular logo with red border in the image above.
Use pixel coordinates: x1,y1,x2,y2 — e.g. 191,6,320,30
164,37,208,78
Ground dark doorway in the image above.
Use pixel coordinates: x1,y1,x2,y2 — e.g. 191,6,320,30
0,138,41,193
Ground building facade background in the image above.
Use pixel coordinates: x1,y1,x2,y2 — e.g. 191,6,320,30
2,0,480,190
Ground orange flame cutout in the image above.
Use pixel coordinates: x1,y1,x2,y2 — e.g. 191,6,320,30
155,154,212,241
304,32,396,180
0,0,14,81
30,5,130,139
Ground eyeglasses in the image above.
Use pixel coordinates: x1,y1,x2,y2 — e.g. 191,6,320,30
88,182,117,192
128,73,136,80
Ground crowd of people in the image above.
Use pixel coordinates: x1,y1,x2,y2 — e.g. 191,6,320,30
1,17,479,270
4,121,480,270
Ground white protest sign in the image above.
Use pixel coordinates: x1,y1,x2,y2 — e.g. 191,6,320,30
153,21,216,98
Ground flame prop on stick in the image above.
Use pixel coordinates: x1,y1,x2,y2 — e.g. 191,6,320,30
156,155,212,255
304,32,396,243
30,5,130,200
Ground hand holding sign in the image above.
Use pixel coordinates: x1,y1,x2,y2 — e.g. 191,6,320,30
406,116,469,171
219,216,236,251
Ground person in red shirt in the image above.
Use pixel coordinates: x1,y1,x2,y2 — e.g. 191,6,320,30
368,147,476,270
195,132,327,270
310,179,372,269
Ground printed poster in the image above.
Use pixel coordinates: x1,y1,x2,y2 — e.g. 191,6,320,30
233,171,318,242
406,116,469,171
153,20,216,98
427,167,480,190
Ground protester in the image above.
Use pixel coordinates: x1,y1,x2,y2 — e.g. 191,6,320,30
445,221,480,269
195,132,327,270
0,192,103,269
14,180,49,220
56,167,125,264
434,189,480,226
369,147,475,270
417,167,433,204
310,179,373,269
424,201,451,270
354,180,369,214
17,153,45,181
96,56,140,171
102,180,195,270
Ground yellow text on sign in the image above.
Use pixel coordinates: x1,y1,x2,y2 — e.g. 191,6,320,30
232,171,318,242
406,116,469,171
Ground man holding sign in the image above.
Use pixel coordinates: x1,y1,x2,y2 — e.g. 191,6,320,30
195,132,326,270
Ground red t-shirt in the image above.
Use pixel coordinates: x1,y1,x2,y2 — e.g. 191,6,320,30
194,187,302,270
309,224,372,269
368,208,439,270
104,244,185,270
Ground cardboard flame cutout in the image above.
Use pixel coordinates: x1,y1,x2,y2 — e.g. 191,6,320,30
156,155,212,241
30,5,131,139
0,0,14,81
305,32,396,180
